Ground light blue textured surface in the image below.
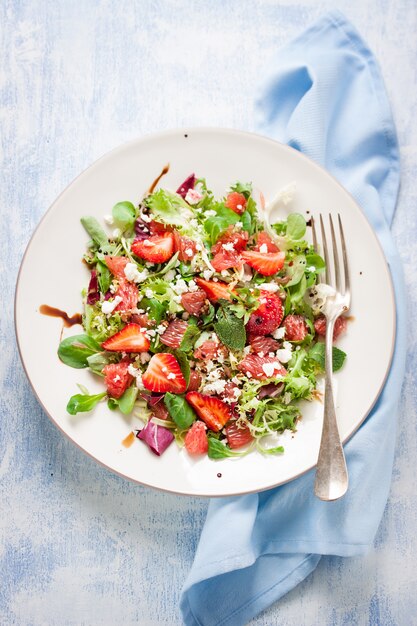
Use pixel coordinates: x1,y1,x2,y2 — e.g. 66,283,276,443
1,2,416,625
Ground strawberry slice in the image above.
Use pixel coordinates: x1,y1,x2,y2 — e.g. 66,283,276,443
195,278,235,302
238,354,287,380
253,231,279,253
314,315,347,341
225,419,253,449
131,232,175,264
241,250,285,276
103,362,134,399
160,319,188,348
105,256,129,278
185,392,232,432
246,291,284,336
149,220,171,235
211,226,248,254
184,421,208,455
181,290,207,316
284,314,308,342
173,231,197,261
102,323,150,352
142,353,187,393
225,192,247,215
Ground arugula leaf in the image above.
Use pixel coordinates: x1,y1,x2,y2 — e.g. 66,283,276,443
214,305,246,351
207,437,248,459
308,342,347,372
112,201,136,230
118,386,138,414
80,217,109,249
66,391,107,415
97,259,111,294
286,213,306,240
230,181,253,198
140,297,167,323
164,393,196,429
86,351,113,374
204,205,240,244
172,350,190,387
180,325,201,352
58,334,101,369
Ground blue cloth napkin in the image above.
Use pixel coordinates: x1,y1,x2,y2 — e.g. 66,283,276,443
181,10,406,626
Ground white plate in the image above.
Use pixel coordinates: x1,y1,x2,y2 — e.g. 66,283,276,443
15,129,395,497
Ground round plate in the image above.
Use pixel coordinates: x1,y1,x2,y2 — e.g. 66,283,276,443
15,129,395,497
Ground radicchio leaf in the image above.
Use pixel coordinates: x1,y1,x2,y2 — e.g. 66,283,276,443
137,420,174,456
87,270,100,304
176,173,196,198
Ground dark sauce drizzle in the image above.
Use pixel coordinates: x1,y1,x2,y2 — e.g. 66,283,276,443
39,305,82,328
147,163,170,195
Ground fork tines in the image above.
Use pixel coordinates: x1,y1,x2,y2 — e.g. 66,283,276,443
310,214,350,301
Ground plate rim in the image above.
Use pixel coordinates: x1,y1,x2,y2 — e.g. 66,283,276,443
14,127,397,497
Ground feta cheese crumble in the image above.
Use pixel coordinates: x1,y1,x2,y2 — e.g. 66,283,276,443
101,296,123,315
185,188,203,204
123,263,149,283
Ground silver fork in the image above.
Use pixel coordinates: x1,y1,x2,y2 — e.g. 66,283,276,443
311,214,350,501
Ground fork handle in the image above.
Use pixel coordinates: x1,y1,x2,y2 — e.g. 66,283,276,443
314,317,349,501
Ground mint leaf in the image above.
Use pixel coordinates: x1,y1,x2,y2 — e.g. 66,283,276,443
286,213,306,240
164,393,196,429
58,334,101,369
214,305,246,351
308,342,347,372
66,391,107,415
112,201,136,230
180,325,201,352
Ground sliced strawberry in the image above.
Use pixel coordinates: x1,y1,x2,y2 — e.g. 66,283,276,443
142,353,187,393
181,290,208,316
284,314,308,342
211,249,242,272
184,421,208,455
253,231,279,253
185,392,232,432
103,362,134,399
194,340,227,361
246,291,284,336
211,226,248,254
225,192,247,215
131,232,175,264
102,323,150,352
238,354,287,380
195,278,235,302
176,173,196,199
314,315,347,341
114,279,139,312
173,231,197,261
241,250,285,276
187,370,202,392
160,319,188,348
225,419,254,449
106,256,129,278
249,335,280,354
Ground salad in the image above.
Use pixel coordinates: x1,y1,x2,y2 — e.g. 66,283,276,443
58,172,347,460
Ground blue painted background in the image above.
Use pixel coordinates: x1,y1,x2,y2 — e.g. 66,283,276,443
1,1,416,624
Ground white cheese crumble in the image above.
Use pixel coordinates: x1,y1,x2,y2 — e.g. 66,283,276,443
145,289,154,298
205,210,217,217
101,296,123,315
104,214,114,225
188,279,198,292
185,248,194,257
203,269,214,280
305,283,336,315
112,228,122,239
282,341,293,351
139,352,151,364
260,282,279,293
172,278,188,295
259,243,268,254
262,362,276,377
272,327,286,340
222,242,235,252
167,372,176,380
185,188,203,204
124,263,149,283
276,349,292,363
139,211,152,223
155,324,167,335
164,269,177,282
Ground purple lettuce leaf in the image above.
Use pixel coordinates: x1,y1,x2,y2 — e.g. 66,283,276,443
87,270,100,305
176,173,196,198
258,383,284,399
137,420,174,456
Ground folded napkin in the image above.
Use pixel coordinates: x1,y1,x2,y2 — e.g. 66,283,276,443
181,10,406,626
